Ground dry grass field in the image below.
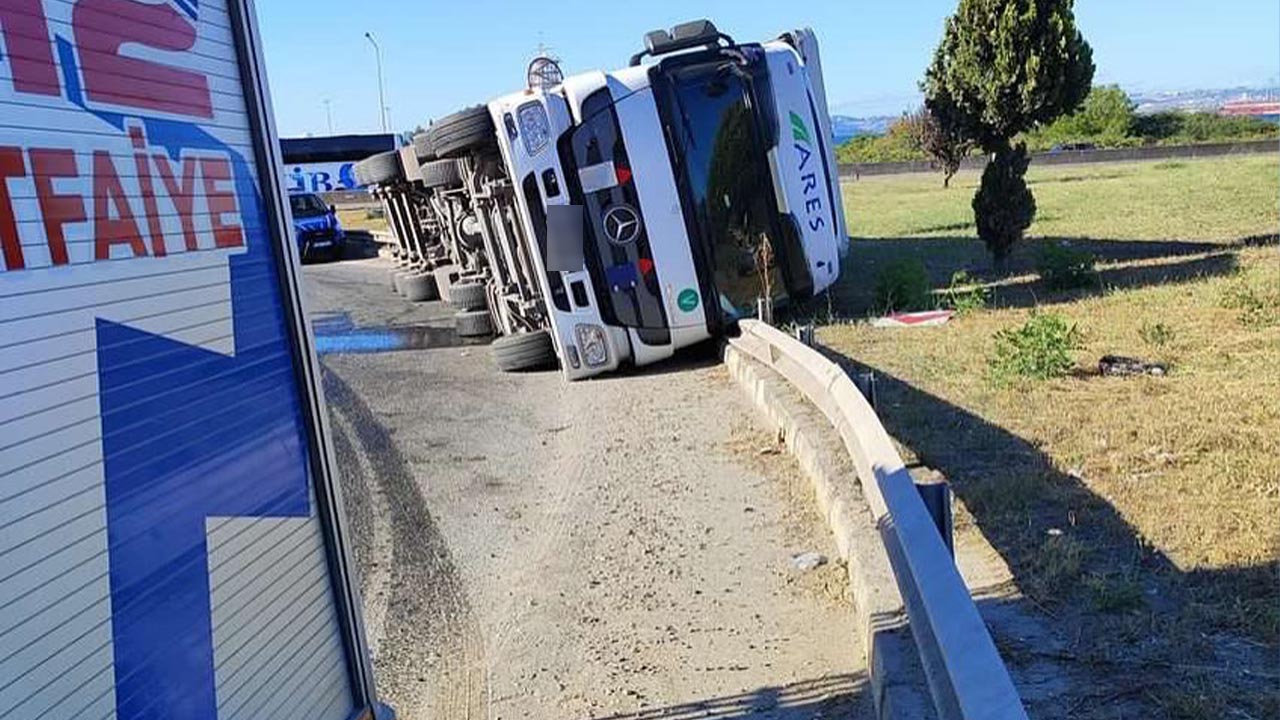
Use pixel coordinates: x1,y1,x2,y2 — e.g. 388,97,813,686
818,154,1278,718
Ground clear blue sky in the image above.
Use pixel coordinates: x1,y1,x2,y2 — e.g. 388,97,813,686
256,0,1280,138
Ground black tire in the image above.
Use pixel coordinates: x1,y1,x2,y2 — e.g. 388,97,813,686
412,131,436,161
355,151,402,186
401,272,439,302
455,310,492,337
428,106,497,158
492,330,556,372
449,280,488,311
420,158,462,189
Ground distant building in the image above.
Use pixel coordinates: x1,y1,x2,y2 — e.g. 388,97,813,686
1219,100,1280,122
280,134,398,193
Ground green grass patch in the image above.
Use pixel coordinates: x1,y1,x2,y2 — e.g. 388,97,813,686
844,154,1278,242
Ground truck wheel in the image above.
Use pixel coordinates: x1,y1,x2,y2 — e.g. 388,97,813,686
420,158,462,189
492,330,556,372
412,131,436,162
428,106,497,158
455,310,492,337
354,151,402,186
401,272,439,302
449,280,488,311
433,264,462,303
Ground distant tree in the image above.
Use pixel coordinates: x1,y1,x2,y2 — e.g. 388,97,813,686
1039,85,1135,145
923,0,1094,265
909,107,972,188
835,116,927,164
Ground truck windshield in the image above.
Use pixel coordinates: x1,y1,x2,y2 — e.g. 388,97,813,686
658,61,785,321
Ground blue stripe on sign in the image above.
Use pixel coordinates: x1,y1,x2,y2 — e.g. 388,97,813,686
173,0,198,20
92,100,319,719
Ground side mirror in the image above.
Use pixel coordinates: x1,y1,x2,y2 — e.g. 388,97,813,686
329,205,337,215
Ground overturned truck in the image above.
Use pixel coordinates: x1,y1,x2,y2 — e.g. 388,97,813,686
357,19,848,380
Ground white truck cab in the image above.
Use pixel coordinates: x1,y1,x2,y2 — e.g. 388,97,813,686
486,21,847,379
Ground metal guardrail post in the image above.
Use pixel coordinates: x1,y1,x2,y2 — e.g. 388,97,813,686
756,296,774,325
794,324,815,347
914,473,954,557
852,371,877,412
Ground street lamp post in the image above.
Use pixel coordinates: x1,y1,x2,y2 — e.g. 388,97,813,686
364,32,388,132
323,98,334,134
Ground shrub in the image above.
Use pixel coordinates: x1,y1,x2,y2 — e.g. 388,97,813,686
942,270,989,314
1036,242,1098,290
1085,572,1146,613
989,311,1082,382
873,258,931,313
1220,281,1280,328
973,143,1037,264
1139,321,1174,347
1027,533,1085,601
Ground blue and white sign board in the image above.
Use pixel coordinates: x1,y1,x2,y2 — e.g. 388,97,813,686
285,161,360,193
0,1,379,719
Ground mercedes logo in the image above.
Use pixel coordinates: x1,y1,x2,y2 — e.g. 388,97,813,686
602,204,641,245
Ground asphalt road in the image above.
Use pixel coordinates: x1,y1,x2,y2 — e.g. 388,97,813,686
303,257,872,719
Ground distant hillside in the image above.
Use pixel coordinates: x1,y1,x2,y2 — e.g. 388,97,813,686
829,87,1280,144
831,115,896,144
1131,86,1280,114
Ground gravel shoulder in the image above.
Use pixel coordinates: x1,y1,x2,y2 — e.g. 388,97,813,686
304,258,873,719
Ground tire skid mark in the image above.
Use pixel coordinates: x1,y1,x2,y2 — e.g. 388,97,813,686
323,366,485,720
329,410,392,661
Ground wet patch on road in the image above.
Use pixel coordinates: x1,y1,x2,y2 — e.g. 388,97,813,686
312,311,486,355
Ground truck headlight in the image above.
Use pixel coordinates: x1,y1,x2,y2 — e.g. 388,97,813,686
574,324,609,367
518,102,551,156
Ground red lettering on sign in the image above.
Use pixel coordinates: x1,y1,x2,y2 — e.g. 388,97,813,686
129,127,166,256
200,157,242,249
154,152,198,251
30,148,84,266
0,0,59,96
93,150,146,260
0,147,25,270
73,0,213,118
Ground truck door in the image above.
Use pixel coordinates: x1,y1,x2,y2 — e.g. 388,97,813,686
0,1,383,718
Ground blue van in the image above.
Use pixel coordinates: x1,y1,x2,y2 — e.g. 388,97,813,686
289,191,346,262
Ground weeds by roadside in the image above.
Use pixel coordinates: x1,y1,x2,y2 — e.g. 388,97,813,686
1219,278,1280,328
988,311,1082,383
1138,320,1175,347
1036,242,1098,290
942,270,989,314
872,257,931,312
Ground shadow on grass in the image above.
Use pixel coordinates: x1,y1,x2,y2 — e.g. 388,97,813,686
586,674,870,719
817,352,1279,717
822,236,1243,317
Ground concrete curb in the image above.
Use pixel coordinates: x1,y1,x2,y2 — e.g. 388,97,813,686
724,344,937,720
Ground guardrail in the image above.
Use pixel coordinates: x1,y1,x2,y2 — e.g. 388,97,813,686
839,138,1278,178
728,320,1028,720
